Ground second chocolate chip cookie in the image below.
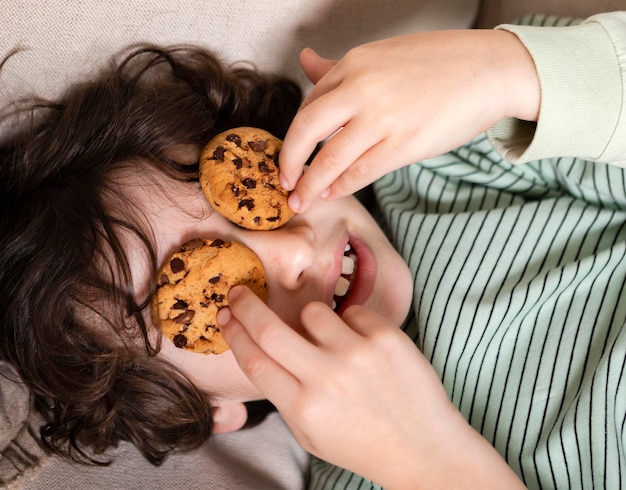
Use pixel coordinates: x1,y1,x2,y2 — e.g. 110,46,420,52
199,127,295,230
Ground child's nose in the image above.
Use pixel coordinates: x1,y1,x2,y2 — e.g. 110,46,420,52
253,226,316,290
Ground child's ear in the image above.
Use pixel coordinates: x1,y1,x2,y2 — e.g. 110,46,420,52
211,401,249,434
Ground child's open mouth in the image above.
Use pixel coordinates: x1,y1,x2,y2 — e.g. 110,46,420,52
332,243,357,311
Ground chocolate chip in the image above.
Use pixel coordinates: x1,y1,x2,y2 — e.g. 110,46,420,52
253,217,261,224
173,299,188,309
267,203,282,222
248,140,267,152
200,302,209,308
170,257,185,273
210,239,225,247
157,273,169,286
238,199,255,211
205,324,216,332
173,334,188,348
174,309,195,324
210,293,225,302
258,161,270,173
242,178,257,189
209,275,221,284
212,146,225,160
181,238,204,251
226,133,241,146
231,185,240,197
232,157,243,169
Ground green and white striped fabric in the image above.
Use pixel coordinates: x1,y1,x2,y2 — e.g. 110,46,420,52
311,131,626,489
309,13,626,490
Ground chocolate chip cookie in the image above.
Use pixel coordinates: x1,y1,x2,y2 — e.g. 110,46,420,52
151,238,268,355
199,127,295,230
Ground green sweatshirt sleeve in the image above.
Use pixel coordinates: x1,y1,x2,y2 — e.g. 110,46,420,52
487,12,626,165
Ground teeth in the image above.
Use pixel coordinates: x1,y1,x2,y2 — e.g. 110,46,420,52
334,276,350,297
333,243,357,310
342,255,355,275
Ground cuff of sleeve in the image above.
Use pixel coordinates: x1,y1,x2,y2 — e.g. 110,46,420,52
488,18,623,164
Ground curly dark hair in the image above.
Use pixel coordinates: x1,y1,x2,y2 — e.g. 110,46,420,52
0,45,301,466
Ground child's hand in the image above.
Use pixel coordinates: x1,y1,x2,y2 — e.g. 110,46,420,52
279,30,540,213
218,286,525,489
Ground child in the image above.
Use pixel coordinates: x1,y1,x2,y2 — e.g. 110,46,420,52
4,10,626,488
219,12,626,489
0,43,414,472
0,44,306,465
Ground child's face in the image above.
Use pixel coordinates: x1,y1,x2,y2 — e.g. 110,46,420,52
124,163,413,406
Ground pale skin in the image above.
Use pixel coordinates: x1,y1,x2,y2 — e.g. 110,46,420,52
218,290,525,489
119,157,413,433
278,29,540,213
217,28,541,488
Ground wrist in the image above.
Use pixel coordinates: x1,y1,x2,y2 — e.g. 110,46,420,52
488,29,541,123
440,414,527,489
377,402,526,489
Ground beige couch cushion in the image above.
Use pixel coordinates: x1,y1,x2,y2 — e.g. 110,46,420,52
0,0,479,104
0,364,46,488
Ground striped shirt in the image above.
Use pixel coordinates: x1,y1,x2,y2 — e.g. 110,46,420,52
309,13,626,490
312,131,626,489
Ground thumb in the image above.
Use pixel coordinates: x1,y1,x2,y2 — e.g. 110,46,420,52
299,48,337,84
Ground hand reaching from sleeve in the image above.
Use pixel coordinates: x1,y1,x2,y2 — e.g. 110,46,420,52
218,286,526,489
279,29,540,213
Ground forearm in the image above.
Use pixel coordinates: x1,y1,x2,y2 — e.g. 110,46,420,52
374,404,525,489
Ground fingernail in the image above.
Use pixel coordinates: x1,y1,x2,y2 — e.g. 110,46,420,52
288,192,301,213
216,307,232,326
229,285,244,301
280,174,290,190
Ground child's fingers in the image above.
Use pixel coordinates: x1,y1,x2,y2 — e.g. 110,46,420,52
338,304,401,339
297,303,404,361
279,90,350,194
220,286,318,379
288,117,380,212
218,305,302,402
296,301,361,351
324,137,406,199
300,303,401,348
297,49,342,114
299,48,337,86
